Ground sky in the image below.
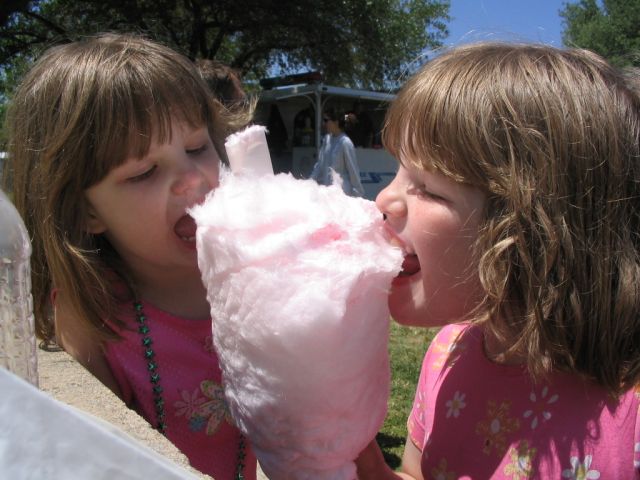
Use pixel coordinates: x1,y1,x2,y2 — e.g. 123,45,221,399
445,0,567,47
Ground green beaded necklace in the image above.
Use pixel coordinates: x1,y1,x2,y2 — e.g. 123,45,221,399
134,301,247,479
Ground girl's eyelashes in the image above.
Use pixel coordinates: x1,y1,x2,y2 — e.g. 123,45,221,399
124,143,210,183
409,184,447,202
127,165,157,183
186,144,208,156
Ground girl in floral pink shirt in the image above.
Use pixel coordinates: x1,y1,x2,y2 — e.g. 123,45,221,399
356,43,640,479
7,33,256,479
407,323,639,478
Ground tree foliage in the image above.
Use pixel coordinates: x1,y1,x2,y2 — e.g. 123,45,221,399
0,0,449,90
560,0,640,67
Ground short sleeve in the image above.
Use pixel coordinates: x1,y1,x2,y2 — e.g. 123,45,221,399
634,398,640,472
407,354,430,450
406,325,468,451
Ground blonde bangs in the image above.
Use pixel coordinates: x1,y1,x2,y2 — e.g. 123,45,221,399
383,48,500,186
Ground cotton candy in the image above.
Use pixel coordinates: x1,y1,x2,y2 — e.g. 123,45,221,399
190,127,403,480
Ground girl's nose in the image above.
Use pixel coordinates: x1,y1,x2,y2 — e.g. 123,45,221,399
171,164,218,203
376,176,407,219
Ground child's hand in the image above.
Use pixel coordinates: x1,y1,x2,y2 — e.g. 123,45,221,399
355,439,417,480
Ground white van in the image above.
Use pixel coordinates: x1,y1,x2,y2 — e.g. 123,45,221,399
254,74,398,201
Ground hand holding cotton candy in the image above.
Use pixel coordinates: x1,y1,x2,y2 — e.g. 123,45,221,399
190,126,403,480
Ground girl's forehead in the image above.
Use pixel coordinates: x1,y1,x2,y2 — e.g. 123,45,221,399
402,151,483,191
398,150,437,173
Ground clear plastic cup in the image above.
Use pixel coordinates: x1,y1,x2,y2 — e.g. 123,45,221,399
0,188,38,386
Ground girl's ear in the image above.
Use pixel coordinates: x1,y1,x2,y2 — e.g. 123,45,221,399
85,206,107,234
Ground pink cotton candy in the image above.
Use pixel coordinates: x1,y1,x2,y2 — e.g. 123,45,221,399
308,223,347,247
191,164,402,479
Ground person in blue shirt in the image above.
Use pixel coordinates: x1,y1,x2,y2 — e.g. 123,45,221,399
310,108,365,197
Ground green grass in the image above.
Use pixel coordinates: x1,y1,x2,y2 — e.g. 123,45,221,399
377,323,438,469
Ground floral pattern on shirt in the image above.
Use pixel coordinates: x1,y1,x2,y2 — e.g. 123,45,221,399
431,458,456,480
445,391,466,419
476,400,521,456
174,379,232,435
430,327,466,371
175,387,206,418
407,324,640,479
561,455,600,479
503,441,537,479
523,386,558,430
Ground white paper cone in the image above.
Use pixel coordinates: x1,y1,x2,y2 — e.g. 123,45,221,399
225,125,274,175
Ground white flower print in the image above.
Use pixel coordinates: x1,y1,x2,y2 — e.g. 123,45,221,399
415,389,426,424
522,385,558,429
561,455,600,479
445,391,466,418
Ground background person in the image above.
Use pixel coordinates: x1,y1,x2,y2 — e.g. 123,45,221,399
310,107,365,197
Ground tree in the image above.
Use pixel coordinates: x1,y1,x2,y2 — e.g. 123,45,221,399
560,0,640,67
0,0,449,90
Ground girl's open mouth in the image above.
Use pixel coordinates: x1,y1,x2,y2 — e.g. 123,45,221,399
174,214,197,243
399,254,420,277
381,224,419,278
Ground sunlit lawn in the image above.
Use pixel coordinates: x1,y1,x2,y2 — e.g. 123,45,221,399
378,323,438,469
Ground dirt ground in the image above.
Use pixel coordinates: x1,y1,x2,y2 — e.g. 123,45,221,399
37,346,267,479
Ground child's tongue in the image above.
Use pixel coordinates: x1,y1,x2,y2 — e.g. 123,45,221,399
174,215,197,241
399,254,421,276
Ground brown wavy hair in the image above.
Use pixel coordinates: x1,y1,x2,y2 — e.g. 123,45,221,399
4,33,253,342
383,42,640,395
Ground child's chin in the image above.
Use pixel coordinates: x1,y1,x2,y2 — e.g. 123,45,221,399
388,287,416,321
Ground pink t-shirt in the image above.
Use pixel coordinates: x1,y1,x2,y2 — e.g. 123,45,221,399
408,324,640,479
103,301,257,480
